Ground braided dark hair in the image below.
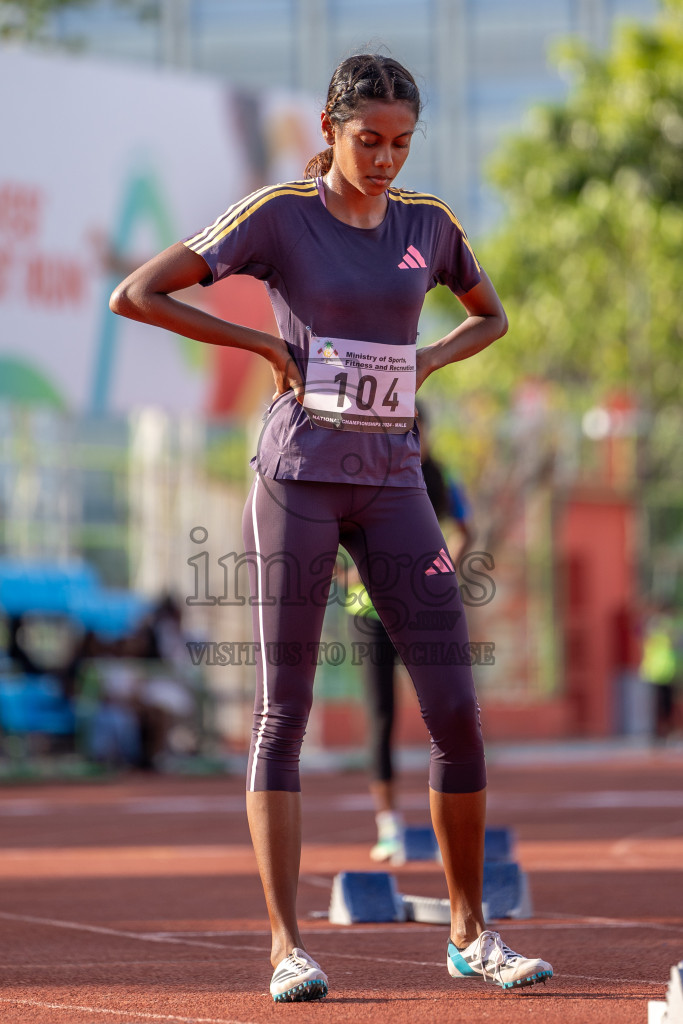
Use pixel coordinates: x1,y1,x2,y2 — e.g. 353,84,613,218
304,54,422,179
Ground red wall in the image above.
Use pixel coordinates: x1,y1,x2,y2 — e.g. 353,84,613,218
555,490,638,736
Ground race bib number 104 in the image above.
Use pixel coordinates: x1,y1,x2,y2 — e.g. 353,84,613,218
303,336,416,434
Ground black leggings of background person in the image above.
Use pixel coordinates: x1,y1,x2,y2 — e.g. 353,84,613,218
352,615,397,783
655,682,676,740
7,615,41,675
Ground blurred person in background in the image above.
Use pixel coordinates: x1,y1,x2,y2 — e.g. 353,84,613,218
116,596,197,770
640,600,682,743
75,596,196,771
345,401,476,861
6,615,42,676
109,51,552,1002
85,650,143,769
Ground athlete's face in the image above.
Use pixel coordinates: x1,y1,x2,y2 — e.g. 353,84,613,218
323,99,417,196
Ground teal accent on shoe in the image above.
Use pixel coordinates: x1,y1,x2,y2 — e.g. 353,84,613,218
272,979,328,1003
501,968,553,990
447,940,479,978
447,938,553,990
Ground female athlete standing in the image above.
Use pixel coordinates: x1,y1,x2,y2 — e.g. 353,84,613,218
110,53,552,1002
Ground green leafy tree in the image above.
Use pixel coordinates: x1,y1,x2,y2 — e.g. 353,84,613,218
0,1,93,39
427,0,683,417
0,1,150,41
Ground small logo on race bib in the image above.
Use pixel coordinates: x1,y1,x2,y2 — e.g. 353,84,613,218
317,341,339,360
398,245,427,270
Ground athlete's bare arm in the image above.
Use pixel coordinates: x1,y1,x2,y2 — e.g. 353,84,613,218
415,269,507,392
109,241,303,399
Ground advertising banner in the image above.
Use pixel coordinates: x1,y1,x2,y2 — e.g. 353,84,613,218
0,49,319,416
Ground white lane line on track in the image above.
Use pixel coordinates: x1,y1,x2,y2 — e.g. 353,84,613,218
153,920,683,937
548,791,683,810
183,942,667,985
300,873,333,888
561,974,665,986
146,931,272,938
0,913,440,950
0,960,225,970
5,908,677,944
0,998,256,1024
152,927,437,937
2,789,683,816
296,950,667,986
0,912,230,951
0,961,667,989
503,921,683,935
0,910,673,988
611,815,683,856
538,913,683,935
313,953,667,987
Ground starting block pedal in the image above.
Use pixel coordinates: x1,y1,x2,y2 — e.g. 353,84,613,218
648,961,683,1024
400,856,533,925
402,893,450,925
328,871,406,925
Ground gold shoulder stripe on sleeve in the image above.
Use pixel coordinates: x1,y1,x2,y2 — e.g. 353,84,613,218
183,183,274,250
388,189,480,272
186,180,318,254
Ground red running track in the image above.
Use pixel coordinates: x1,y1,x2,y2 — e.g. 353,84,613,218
0,748,681,1023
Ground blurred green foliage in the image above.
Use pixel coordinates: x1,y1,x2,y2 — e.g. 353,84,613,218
0,0,152,41
0,0,95,39
204,426,248,483
427,0,683,421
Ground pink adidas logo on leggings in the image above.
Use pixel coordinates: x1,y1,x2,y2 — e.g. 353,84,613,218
425,547,455,575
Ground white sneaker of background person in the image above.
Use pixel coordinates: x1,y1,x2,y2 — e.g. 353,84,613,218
370,810,405,862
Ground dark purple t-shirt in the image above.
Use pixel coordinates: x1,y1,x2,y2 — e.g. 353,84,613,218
183,178,481,487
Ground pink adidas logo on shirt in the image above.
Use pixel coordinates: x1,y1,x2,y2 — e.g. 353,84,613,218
398,245,426,270
425,547,456,575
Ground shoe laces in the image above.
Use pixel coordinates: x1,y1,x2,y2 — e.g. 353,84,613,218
471,930,519,985
282,950,314,976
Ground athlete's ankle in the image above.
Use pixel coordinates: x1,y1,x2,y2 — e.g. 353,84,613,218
450,923,484,950
271,936,304,968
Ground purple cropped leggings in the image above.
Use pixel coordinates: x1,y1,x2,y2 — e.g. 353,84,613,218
242,476,486,795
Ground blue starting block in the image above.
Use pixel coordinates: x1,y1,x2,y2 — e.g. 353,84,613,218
484,827,515,863
328,871,406,925
391,825,440,865
392,824,516,866
482,861,523,919
402,860,532,925
396,824,533,923
327,825,533,926
481,829,533,917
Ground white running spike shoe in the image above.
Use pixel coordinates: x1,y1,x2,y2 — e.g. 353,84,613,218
370,835,403,862
370,810,404,862
270,947,329,1003
447,930,553,990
